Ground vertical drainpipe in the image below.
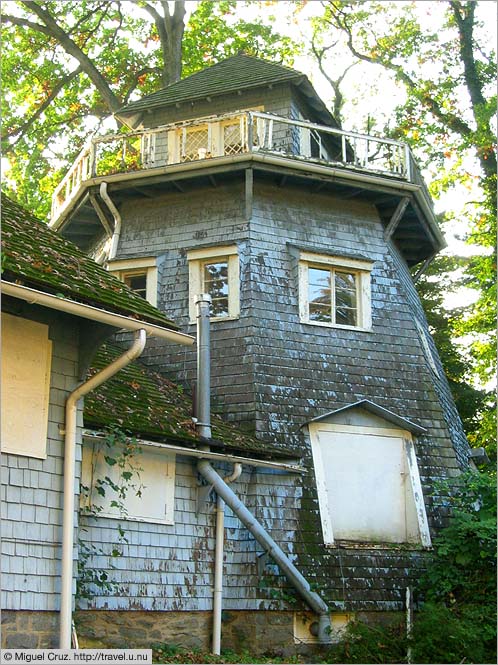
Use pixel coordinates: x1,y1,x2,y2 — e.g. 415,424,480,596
59,330,146,648
213,464,242,655
195,294,212,440
194,292,226,653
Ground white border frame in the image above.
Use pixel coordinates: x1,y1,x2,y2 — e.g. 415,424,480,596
107,257,158,307
298,252,373,331
187,245,240,323
308,422,431,548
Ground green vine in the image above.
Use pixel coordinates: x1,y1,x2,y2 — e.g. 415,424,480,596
76,427,144,601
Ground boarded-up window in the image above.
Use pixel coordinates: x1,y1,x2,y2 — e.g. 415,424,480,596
309,422,431,546
1,314,52,459
81,442,176,525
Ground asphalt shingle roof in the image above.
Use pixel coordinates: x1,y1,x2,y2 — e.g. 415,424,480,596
1,194,178,330
117,54,304,116
85,342,296,459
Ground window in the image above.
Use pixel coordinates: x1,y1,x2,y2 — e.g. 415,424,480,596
309,421,431,547
81,442,176,525
107,257,158,306
1,314,52,459
187,245,239,323
298,252,372,330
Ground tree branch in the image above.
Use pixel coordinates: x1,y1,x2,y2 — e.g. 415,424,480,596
325,2,475,139
2,66,84,154
18,1,122,113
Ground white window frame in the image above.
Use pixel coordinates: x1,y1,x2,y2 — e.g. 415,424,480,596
107,257,158,307
187,245,240,323
309,422,431,548
1,314,52,459
80,443,176,525
298,251,372,330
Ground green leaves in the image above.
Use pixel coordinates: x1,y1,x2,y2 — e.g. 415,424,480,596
2,0,298,220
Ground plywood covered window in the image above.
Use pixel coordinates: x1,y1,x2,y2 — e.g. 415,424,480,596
309,422,431,547
187,245,240,323
1,314,52,459
299,252,372,330
81,443,176,525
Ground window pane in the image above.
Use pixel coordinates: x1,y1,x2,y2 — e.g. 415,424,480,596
124,273,147,299
336,307,357,326
203,261,229,317
308,267,331,321
335,271,356,290
309,303,332,323
309,267,330,287
335,271,357,326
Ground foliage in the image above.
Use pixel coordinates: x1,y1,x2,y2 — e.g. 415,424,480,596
1,0,298,219
309,1,497,450
418,470,496,605
324,619,407,664
152,644,306,663
77,427,144,601
410,470,497,663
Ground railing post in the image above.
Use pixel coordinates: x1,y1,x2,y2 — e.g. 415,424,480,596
247,113,253,152
341,135,347,163
404,144,412,181
89,141,96,177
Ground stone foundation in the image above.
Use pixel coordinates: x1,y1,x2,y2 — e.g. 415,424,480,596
2,609,403,655
1,611,59,648
74,610,297,655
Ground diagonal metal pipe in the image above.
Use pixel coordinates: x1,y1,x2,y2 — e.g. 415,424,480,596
197,459,331,644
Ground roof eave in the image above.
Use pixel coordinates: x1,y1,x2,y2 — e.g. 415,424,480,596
304,399,427,435
1,281,194,346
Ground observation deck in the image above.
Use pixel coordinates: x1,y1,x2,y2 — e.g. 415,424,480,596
50,111,443,266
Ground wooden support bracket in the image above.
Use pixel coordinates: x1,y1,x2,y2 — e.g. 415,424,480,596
384,196,410,241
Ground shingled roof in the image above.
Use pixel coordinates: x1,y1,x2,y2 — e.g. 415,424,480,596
1,194,177,330
117,53,305,118
85,342,296,459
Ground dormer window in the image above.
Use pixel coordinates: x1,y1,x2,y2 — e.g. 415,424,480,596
187,245,239,323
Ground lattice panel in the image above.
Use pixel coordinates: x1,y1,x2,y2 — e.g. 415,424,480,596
181,127,209,162
223,122,244,155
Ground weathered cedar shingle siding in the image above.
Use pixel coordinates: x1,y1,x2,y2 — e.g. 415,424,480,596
78,462,301,611
97,172,468,612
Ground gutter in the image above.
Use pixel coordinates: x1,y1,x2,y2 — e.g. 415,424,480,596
60,330,146,648
1,282,194,347
82,434,305,473
99,182,121,260
49,154,446,251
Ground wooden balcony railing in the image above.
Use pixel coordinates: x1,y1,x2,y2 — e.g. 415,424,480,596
51,111,424,223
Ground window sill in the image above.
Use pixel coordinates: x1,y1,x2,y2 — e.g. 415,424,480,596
325,540,431,551
188,316,240,325
300,319,373,333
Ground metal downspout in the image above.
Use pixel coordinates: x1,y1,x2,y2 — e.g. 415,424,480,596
194,294,212,440
59,330,146,648
99,182,122,260
197,460,331,643
213,464,242,655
